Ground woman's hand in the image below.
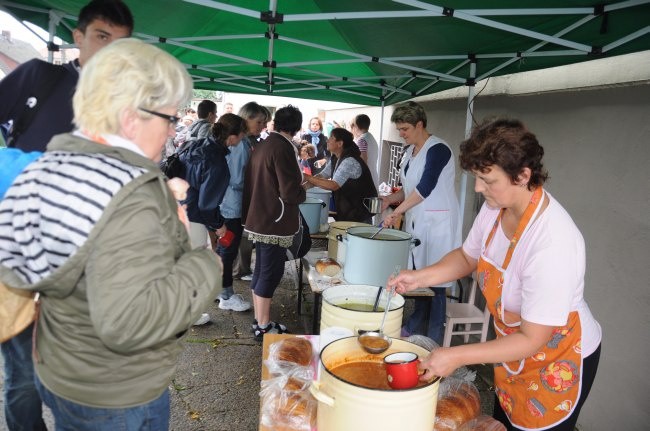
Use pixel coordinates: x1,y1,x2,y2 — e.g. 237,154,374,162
383,211,400,228
387,269,422,294
419,347,461,381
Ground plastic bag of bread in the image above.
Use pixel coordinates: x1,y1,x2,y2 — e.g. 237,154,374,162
315,257,341,277
264,337,314,378
434,377,481,430
260,373,316,431
458,415,506,431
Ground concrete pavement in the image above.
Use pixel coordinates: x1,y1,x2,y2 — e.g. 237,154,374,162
1,259,495,430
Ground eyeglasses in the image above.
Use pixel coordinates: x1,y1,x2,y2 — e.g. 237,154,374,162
138,108,180,127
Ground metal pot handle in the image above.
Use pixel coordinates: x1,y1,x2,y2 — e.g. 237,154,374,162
411,238,421,248
362,197,370,212
309,381,335,406
336,233,347,243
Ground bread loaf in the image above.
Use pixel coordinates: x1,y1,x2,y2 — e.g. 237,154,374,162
271,392,316,431
434,380,481,430
274,337,313,366
315,258,341,276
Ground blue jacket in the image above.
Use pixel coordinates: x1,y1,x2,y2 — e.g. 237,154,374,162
0,148,42,198
220,136,252,219
181,138,230,230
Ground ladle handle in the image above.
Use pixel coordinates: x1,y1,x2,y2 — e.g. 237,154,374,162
378,289,394,335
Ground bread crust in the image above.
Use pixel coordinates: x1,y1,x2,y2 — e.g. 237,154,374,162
274,337,313,366
315,258,341,276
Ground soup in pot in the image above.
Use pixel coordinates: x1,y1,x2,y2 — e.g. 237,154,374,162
336,302,384,312
329,361,427,390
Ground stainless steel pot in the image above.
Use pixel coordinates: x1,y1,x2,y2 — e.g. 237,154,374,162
362,197,382,214
339,226,420,287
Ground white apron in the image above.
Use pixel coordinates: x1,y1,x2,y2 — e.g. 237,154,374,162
400,136,461,287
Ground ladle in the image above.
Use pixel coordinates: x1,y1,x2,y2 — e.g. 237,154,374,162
371,285,383,312
369,222,385,239
358,288,395,354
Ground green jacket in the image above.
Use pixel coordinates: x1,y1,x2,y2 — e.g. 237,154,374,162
0,133,222,408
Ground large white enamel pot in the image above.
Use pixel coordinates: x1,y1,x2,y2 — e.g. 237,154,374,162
320,285,404,337
310,337,439,431
306,187,331,227
341,226,420,287
327,221,371,260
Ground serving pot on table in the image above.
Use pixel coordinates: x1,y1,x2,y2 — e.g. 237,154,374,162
320,284,404,337
310,336,439,431
337,226,420,287
327,221,371,261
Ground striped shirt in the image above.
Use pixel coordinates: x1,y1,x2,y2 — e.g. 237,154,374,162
0,151,146,285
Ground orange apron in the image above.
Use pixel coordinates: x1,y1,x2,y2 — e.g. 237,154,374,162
477,187,583,430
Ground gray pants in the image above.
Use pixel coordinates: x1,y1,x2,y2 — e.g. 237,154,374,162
233,232,253,277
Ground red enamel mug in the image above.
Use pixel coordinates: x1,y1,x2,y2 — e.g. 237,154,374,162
384,352,421,389
218,229,235,247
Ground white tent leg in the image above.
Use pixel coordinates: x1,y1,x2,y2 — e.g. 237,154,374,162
459,61,476,227
378,99,386,184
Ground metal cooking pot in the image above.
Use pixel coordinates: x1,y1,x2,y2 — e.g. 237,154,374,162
338,226,420,287
320,285,404,337
299,197,326,234
307,187,331,227
310,337,439,431
327,221,371,260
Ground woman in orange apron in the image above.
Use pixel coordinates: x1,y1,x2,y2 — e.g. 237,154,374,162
390,118,601,431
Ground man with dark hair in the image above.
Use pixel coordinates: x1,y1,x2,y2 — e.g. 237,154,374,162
0,2,133,429
351,113,379,185
185,99,217,144
0,0,133,152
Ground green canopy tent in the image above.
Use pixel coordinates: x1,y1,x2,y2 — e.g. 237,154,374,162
2,0,649,106
2,0,650,214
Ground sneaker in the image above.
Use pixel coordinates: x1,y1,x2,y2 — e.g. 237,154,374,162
216,291,231,302
253,322,288,341
240,274,253,281
218,294,251,312
193,313,211,326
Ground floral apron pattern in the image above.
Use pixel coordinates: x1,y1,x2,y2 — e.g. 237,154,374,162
477,187,583,430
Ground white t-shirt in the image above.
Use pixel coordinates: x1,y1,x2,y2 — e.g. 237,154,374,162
463,192,601,357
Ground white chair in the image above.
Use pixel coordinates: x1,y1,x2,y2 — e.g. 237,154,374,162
442,276,491,347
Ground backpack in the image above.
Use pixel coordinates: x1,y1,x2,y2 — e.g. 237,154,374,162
159,151,185,179
286,212,312,260
159,139,199,179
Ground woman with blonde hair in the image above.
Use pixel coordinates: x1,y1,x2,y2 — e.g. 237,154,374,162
301,116,329,172
0,38,222,429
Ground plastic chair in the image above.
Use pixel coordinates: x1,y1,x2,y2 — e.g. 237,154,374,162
442,276,491,347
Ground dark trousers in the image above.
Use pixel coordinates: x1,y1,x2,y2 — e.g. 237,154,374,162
1,323,47,431
403,287,447,345
215,218,244,288
250,242,286,299
493,344,601,431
